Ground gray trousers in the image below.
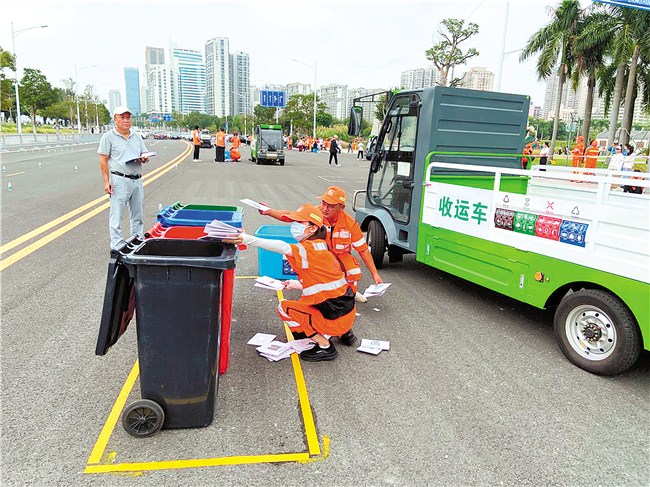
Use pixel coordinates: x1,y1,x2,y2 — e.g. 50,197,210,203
109,175,144,249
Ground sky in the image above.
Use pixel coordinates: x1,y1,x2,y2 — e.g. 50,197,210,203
2,0,593,111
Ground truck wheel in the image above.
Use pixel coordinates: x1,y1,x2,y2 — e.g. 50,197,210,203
367,220,387,268
554,289,642,375
280,159,285,166
256,158,261,165
122,399,165,438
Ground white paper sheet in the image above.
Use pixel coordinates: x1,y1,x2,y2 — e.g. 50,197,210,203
240,198,271,212
247,333,276,346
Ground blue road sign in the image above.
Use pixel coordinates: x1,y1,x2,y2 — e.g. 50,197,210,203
594,0,650,11
260,90,286,108
162,114,172,122
151,117,159,123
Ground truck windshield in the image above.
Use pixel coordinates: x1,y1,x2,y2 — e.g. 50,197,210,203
369,94,418,223
260,129,282,151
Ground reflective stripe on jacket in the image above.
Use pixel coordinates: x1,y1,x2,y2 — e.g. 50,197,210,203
285,240,349,305
326,211,368,282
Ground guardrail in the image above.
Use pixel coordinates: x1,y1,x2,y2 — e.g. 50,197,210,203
0,133,102,151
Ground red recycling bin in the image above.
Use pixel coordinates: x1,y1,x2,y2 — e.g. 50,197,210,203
144,222,235,375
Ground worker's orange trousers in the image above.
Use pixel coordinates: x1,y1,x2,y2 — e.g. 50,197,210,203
277,299,355,337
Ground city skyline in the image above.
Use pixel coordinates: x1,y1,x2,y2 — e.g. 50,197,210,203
2,0,577,111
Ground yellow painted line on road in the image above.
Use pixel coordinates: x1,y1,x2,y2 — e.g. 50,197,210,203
84,452,311,474
87,360,140,465
278,289,321,456
0,145,192,271
85,287,324,474
3,171,25,177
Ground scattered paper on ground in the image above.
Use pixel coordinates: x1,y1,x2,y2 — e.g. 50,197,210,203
247,333,276,346
358,338,390,355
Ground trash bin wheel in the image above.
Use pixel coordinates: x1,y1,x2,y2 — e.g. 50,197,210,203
122,399,165,438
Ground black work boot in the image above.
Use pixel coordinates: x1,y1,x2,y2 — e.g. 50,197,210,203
300,342,338,362
339,330,358,346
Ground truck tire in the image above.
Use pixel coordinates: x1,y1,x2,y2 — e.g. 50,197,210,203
367,220,387,269
554,289,642,376
280,159,285,166
256,158,261,165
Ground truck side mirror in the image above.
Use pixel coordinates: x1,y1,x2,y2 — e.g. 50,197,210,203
348,106,362,136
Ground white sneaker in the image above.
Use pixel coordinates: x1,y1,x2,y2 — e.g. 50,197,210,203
354,292,367,303
335,163,341,167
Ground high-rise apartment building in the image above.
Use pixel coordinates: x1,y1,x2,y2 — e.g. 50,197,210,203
229,51,250,116
108,90,122,114
320,84,348,120
461,67,495,92
205,37,231,117
286,82,311,97
146,64,173,115
400,67,441,90
144,46,172,115
123,68,141,115
170,47,206,114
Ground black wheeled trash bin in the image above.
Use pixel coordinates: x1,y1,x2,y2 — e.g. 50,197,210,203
95,237,237,438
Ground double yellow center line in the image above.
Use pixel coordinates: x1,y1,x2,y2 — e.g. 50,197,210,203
0,145,192,272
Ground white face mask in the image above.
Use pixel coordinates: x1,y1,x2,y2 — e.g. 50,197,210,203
290,222,310,241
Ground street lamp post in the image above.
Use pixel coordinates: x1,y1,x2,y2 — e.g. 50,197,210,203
292,59,317,140
75,64,97,135
11,22,48,138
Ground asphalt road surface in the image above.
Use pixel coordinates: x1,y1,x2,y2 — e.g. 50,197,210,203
1,140,648,486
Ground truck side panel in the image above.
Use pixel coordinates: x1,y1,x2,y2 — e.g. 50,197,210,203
416,226,650,351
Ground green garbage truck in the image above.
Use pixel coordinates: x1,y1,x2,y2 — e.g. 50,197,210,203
348,86,649,376
251,124,284,166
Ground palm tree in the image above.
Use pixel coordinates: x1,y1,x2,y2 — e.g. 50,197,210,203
592,6,650,146
571,8,610,142
520,0,583,155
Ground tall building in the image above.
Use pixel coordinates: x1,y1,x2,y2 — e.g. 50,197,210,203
108,90,122,114
146,64,173,115
229,51,250,116
461,67,495,92
320,84,348,120
123,68,141,115
144,46,171,115
205,37,231,117
170,47,206,114
542,71,580,121
400,67,441,90
145,47,165,65
286,82,312,97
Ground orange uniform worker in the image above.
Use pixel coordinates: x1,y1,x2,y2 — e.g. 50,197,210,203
571,135,585,168
260,186,383,304
215,127,226,163
583,140,600,175
192,125,201,162
230,132,241,161
224,204,356,361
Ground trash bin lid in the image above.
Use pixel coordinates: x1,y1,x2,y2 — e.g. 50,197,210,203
95,257,135,356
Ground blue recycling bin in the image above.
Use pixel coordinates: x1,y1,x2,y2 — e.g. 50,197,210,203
157,205,243,228
254,225,298,280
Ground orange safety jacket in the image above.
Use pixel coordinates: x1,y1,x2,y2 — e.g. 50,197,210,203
285,239,349,306
192,129,201,145
231,136,241,148
325,211,367,283
571,142,585,166
584,146,599,168
216,131,226,147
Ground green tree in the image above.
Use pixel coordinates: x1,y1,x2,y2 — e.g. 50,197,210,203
0,46,16,119
253,104,277,125
19,68,56,134
316,111,333,128
571,8,610,143
279,94,327,135
520,0,583,154
425,18,479,87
